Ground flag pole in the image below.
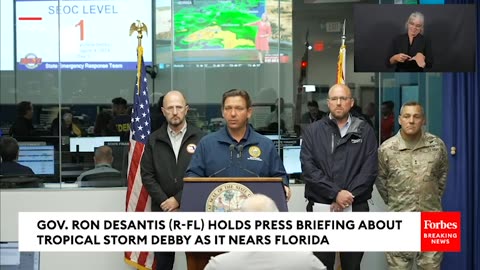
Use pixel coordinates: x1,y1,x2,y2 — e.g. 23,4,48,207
336,19,346,85
125,20,155,270
335,21,347,269
129,20,148,94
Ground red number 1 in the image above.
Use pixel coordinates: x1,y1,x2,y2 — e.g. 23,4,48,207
75,20,84,41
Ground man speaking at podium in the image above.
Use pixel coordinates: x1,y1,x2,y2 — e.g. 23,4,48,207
186,89,291,201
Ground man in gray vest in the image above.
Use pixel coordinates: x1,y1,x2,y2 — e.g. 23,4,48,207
77,146,119,182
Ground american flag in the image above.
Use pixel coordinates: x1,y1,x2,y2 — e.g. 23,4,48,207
124,55,156,270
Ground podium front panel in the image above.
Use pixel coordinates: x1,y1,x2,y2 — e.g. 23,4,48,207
181,180,288,212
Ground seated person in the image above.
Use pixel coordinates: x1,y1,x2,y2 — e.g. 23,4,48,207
301,100,326,124
77,146,120,182
51,111,86,137
204,194,326,270
265,121,287,135
0,137,34,176
9,101,35,137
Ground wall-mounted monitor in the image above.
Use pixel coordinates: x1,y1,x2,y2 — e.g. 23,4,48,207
303,85,316,93
264,134,280,141
15,0,152,71
156,0,292,67
17,145,55,175
0,1,14,71
69,136,120,153
354,4,476,72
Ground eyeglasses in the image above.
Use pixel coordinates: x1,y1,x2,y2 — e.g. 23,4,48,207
163,106,186,113
328,96,352,102
408,21,423,29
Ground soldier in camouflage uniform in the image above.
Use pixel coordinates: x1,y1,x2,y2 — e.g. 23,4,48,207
376,101,448,270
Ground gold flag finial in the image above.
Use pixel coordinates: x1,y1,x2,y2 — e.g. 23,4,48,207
130,20,148,94
129,20,148,46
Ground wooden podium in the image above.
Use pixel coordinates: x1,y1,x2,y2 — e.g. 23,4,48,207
181,177,288,270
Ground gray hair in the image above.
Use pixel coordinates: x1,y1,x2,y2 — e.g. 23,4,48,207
241,194,279,212
399,101,425,117
405,11,425,34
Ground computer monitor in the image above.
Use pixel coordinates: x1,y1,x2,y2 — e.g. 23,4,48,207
69,136,121,152
104,141,129,177
0,242,39,270
282,146,302,175
17,145,55,175
263,134,280,141
17,141,46,146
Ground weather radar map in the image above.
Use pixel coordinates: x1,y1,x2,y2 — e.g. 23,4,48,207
174,0,265,51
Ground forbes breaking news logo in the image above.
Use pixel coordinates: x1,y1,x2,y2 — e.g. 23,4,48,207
421,212,461,252
20,53,43,69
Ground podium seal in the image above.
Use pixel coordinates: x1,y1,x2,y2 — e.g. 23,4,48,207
206,183,253,212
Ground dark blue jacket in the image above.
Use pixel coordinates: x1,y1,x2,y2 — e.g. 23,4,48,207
301,115,378,204
0,161,35,176
186,125,288,185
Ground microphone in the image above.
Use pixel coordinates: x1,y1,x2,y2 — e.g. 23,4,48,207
209,144,235,177
237,144,244,158
229,144,235,159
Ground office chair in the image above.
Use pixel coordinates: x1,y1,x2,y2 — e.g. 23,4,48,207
79,171,124,187
0,175,44,189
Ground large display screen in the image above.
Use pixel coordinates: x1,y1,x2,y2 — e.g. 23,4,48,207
69,136,121,152
174,0,263,51
0,1,14,71
156,0,292,67
15,0,152,71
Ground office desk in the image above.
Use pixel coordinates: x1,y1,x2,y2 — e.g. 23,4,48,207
44,182,79,188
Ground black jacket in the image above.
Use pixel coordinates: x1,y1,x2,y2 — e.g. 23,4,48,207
9,117,34,137
141,123,205,212
300,115,378,204
388,33,433,72
0,161,35,176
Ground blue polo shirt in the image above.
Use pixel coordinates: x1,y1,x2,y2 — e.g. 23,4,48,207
186,125,288,185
